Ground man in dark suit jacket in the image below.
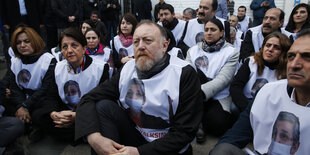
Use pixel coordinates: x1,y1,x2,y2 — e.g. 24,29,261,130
132,0,152,21
0,0,42,34
51,0,79,34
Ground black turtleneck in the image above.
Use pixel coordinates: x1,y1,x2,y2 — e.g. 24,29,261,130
263,59,279,70
20,52,44,64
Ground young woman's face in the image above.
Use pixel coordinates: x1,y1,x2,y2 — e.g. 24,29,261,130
262,37,282,63
16,33,35,56
293,7,308,24
85,30,100,50
204,22,224,44
81,23,92,35
120,18,133,36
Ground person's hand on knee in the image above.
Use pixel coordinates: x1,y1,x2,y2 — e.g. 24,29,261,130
88,132,124,155
113,146,139,155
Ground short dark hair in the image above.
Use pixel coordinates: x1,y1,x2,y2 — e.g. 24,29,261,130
183,7,196,18
85,28,101,39
80,19,95,30
238,6,247,12
159,3,174,14
211,0,218,11
135,20,167,40
90,11,99,16
205,18,224,31
118,13,138,36
164,28,176,51
59,27,87,49
279,9,285,21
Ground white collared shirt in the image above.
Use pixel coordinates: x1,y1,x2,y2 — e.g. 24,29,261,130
290,88,310,107
18,0,28,15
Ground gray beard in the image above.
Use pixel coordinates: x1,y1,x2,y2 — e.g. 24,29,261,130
136,57,156,72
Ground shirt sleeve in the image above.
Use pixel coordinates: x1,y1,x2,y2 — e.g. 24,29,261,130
137,65,203,155
230,58,251,111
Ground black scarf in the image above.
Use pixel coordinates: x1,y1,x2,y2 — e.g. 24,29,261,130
201,37,225,52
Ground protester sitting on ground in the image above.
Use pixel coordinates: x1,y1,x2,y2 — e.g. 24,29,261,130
75,20,203,155
285,3,310,41
230,32,291,112
80,19,95,35
186,18,239,142
6,25,56,142
34,28,109,142
85,28,111,63
210,28,310,155
0,80,24,154
110,13,138,70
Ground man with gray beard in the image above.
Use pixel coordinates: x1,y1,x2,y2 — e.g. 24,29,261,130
75,20,203,155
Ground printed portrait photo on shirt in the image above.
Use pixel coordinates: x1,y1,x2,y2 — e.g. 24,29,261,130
195,55,209,75
119,48,128,59
64,80,81,110
17,69,31,88
195,32,204,44
125,78,145,126
267,111,300,155
251,78,268,96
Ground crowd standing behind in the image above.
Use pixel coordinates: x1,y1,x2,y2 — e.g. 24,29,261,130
1,0,310,154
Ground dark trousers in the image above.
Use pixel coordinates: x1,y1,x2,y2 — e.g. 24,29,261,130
95,100,147,146
104,20,117,43
0,116,24,147
45,25,58,52
31,107,75,141
202,99,236,136
94,100,193,155
210,143,247,155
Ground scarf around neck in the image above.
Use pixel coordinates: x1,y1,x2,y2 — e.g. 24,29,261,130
201,37,225,52
86,43,105,55
119,34,133,47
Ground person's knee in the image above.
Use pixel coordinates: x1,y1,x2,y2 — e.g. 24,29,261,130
210,143,245,155
95,100,118,114
0,117,24,146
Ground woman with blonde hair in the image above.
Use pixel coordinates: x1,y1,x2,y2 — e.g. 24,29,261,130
7,25,56,141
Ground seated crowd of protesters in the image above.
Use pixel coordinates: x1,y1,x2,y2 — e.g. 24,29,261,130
1,0,310,155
